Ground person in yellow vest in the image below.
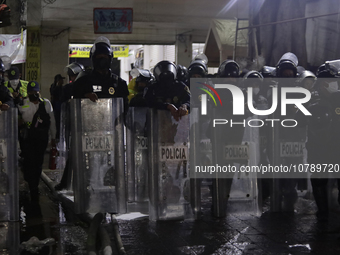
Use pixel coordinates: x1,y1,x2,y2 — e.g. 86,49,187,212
4,66,28,106
128,68,154,107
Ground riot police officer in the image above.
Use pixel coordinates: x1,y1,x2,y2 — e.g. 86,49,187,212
128,68,154,107
73,36,129,112
176,64,189,85
297,70,317,92
275,52,299,78
18,81,56,203
144,60,190,121
55,37,129,191
301,60,340,219
217,59,240,79
61,62,85,103
187,54,209,88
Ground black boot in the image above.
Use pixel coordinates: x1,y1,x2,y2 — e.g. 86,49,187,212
312,186,328,221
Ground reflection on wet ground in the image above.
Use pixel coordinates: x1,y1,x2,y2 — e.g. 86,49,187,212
5,170,340,254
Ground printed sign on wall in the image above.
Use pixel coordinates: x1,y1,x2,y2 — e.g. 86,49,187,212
25,28,41,83
93,8,133,34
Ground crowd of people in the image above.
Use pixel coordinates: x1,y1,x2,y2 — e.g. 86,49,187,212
1,35,340,220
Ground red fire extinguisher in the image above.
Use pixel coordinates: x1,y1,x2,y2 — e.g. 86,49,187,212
49,144,58,170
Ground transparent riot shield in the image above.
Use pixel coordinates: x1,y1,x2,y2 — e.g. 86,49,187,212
227,113,261,215
57,102,73,190
209,107,246,218
148,109,194,221
125,107,149,212
267,85,307,212
57,102,68,171
70,98,126,214
277,123,307,212
189,108,202,219
0,108,18,222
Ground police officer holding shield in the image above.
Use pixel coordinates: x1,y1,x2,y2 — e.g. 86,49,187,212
299,61,340,220
55,37,129,191
144,60,190,121
73,36,129,111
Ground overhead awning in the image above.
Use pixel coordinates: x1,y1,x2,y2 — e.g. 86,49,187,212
204,19,249,67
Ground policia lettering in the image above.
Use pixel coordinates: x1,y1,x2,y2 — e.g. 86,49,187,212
280,142,304,157
83,135,113,151
160,146,188,161
225,145,249,160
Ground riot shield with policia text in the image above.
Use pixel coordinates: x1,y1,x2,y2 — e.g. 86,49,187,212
125,107,149,207
70,98,126,214
147,109,197,221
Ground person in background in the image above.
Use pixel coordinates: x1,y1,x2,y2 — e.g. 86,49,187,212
50,74,65,139
4,66,28,106
61,62,85,103
18,81,56,203
128,68,154,107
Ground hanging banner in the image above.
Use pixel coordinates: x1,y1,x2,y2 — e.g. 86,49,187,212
25,28,41,82
0,30,27,65
69,44,129,58
93,8,133,34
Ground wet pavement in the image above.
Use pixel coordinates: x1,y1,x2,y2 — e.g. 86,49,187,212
11,161,340,254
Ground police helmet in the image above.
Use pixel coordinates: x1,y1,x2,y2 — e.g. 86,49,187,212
297,70,316,90
90,37,113,70
176,65,188,82
243,70,263,88
188,59,208,78
298,70,316,81
260,66,276,78
0,58,5,73
218,60,240,78
276,52,298,77
135,68,154,84
153,61,177,82
316,60,340,78
64,62,85,76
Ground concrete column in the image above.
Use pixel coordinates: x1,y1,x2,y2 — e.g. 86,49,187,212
144,45,151,70
40,30,69,100
26,0,42,27
25,0,69,99
175,34,192,67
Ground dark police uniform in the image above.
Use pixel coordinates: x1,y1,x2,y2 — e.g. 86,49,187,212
73,70,129,112
144,80,190,111
297,90,340,217
54,70,129,190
